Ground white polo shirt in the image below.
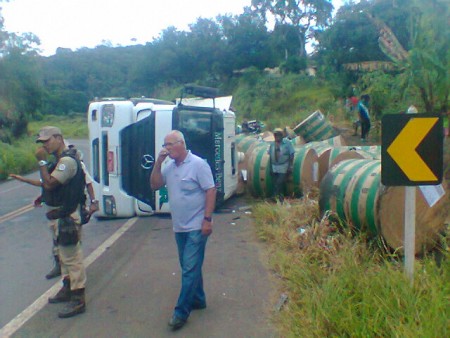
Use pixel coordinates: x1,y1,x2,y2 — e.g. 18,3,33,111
162,151,215,232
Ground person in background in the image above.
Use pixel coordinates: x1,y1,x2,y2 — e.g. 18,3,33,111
406,105,418,114
268,128,295,203
444,110,449,138
150,130,216,331
358,94,371,142
349,96,360,136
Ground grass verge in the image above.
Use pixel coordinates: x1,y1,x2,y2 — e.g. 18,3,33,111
251,198,449,337
0,114,87,180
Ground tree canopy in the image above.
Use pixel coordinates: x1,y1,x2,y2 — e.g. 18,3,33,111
0,0,448,141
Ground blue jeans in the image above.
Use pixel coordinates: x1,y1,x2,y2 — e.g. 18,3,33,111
174,230,208,320
272,172,287,201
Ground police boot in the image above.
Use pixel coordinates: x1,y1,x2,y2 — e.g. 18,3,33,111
48,277,71,303
45,255,61,279
58,288,86,318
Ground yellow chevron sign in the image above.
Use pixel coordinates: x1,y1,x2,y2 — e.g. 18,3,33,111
381,114,443,186
387,118,438,181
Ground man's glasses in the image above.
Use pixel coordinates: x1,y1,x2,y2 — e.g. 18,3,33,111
162,140,182,148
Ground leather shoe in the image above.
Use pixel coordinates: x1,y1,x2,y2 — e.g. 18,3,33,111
192,302,206,310
168,316,186,330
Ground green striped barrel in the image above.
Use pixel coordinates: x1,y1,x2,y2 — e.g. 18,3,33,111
247,143,319,198
236,134,261,154
328,147,363,163
378,181,448,255
303,141,342,183
343,160,382,236
290,136,305,146
320,159,447,254
347,145,382,160
247,143,272,197
287,147,319,197
304,135,346,148
319,159,376,221
329,146,382,169
293,111,338,142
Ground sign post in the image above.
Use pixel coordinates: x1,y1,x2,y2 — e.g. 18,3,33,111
381,114,443,284
404,186,415,284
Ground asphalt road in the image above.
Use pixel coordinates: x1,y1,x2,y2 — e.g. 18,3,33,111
0,139,277,337
0,139,125,328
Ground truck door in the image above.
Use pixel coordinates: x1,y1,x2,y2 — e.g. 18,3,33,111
172,106,225,205
120,113,156,210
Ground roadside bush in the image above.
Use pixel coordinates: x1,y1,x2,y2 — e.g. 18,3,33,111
232,72,342,130
1,114,88,180
0,140,37,180
252,199,449,337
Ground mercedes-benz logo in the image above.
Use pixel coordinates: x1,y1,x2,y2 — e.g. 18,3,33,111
141,154,154,170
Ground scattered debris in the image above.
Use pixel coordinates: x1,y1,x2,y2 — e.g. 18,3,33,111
275,293,288,311
238,205,252,211
244,211,252,215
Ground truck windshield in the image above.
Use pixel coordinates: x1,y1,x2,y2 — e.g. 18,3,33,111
177,109,211,134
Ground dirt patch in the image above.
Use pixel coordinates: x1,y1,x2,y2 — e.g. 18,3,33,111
334,122,381,147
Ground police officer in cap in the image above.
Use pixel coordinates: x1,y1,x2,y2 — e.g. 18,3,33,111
35,126,88,318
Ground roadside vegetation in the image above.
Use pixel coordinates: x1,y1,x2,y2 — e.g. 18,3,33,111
251,197,449,337
0,113,87,180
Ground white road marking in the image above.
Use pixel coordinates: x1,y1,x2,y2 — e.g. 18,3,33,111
0,182,29,194
0,205,34,224
0,217,139,338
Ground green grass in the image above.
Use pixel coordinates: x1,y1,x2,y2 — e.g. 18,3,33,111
0,113,88,180
28,113,88,138
251,199,449,337
232,72,342,131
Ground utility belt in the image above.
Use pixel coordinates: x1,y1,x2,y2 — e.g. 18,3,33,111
57,216,80,246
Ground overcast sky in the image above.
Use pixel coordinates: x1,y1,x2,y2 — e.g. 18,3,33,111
2,0,343,56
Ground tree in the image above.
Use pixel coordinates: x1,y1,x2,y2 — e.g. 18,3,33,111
401,0,449,113
316,0,449,115
0,1,43,139
251,0,334,57
219,8,277,73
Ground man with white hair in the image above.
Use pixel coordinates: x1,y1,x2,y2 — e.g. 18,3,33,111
151,130,216,331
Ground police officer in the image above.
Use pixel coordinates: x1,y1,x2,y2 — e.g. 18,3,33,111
35,126,88,318
10,143,98,281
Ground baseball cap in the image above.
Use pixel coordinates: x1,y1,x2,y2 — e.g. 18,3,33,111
273,128,283,135
36,126,62,143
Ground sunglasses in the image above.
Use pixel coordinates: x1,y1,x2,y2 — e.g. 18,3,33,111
162,140,182,148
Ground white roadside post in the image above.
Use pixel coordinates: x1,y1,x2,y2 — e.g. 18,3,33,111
382,113,443,287
404,186,416,285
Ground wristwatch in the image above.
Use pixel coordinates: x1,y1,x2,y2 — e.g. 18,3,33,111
91,199,99,204
203,216,212,222
38,160,48,167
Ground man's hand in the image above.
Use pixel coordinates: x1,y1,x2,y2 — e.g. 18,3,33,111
9,174,23,181
33,195,43,207
201,219,213,236
89,201,99,215
35,147,48,161
156,149,169,165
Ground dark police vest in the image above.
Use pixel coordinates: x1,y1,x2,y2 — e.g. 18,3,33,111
42,148,86,217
